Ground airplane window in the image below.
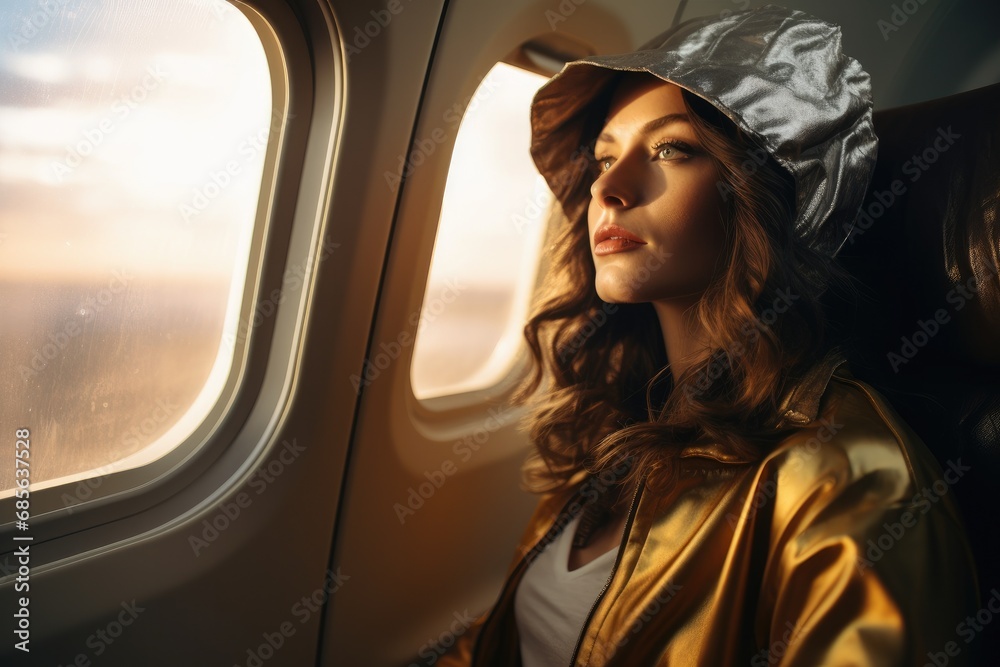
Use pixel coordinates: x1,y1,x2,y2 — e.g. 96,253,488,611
0,1,273,496
410,62,550,400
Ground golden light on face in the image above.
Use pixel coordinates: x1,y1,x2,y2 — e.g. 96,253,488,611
587,76,728,308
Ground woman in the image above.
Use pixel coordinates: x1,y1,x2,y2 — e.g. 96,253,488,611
438,6,979,666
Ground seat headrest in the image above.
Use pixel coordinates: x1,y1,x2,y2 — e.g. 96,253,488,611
840,81,1000,370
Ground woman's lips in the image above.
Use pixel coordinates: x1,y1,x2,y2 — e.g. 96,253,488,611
594,237,647,256
593,223,646,256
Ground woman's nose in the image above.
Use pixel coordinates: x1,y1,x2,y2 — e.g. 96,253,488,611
590,158,636,209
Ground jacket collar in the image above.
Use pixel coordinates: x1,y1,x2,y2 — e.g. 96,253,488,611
774,347,850,428
677,348,850,462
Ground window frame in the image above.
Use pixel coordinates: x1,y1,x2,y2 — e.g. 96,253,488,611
405,41,591,416
366,40,598,493
0,0,339,560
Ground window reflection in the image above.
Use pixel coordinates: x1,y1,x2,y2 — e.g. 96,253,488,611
0,0,273,494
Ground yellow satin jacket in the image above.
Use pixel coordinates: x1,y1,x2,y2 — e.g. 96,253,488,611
437,355,981,666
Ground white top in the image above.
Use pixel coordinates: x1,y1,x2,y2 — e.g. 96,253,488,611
514,512,619,666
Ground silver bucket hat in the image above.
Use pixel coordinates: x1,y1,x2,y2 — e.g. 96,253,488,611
529,4,878,258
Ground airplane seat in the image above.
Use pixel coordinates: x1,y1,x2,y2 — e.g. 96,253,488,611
824,80,1000,661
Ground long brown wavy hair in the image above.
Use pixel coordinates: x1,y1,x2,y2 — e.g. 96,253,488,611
512,74,853,501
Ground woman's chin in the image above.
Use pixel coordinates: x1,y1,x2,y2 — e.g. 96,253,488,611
594,280,645,305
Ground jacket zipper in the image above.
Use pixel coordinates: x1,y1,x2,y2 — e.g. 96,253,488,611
567,473,647,666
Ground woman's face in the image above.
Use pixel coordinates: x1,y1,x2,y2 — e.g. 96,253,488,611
588,76,728,306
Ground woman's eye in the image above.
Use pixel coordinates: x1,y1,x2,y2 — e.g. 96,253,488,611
591,156,615,178
655,142,688,160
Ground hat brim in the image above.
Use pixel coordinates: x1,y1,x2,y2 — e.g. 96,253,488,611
526,5,878,258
